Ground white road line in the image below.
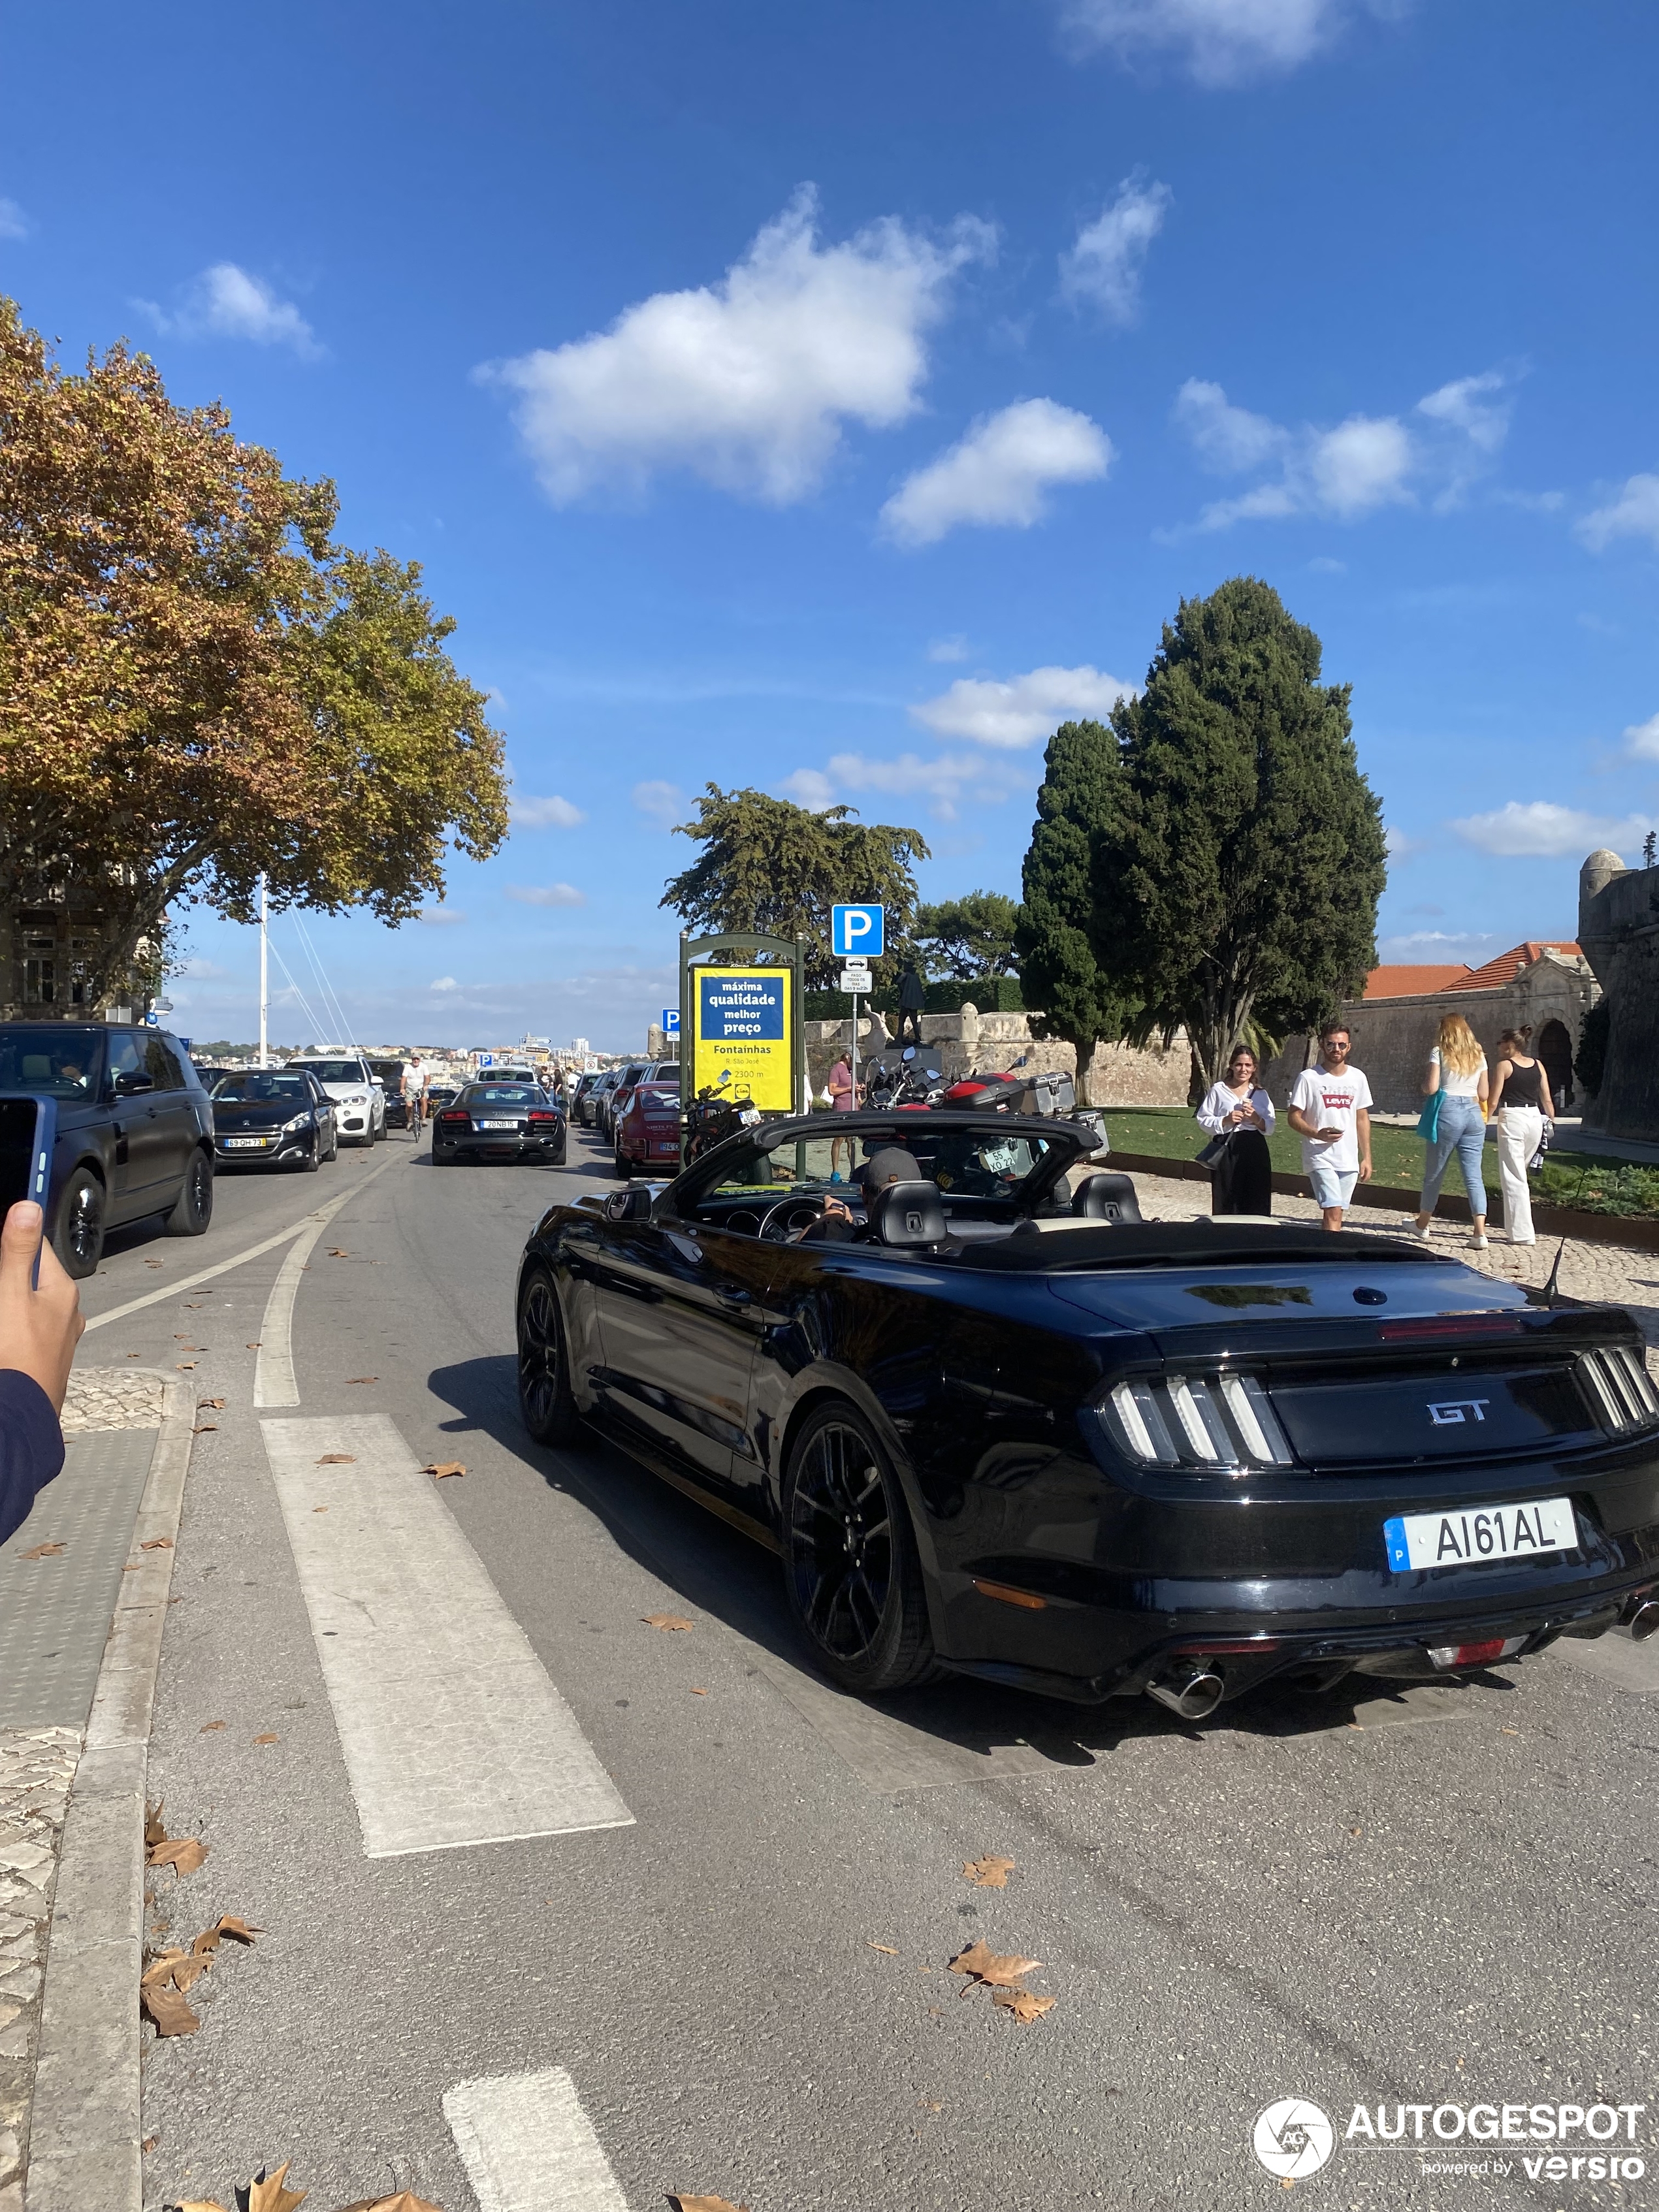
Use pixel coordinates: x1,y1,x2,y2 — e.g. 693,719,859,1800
82,1148,403,1334
262,1415,634,1857
443,2068,630,2212
254,1208,346,1407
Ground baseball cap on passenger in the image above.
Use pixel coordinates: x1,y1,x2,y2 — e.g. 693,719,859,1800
859,1147,924,1188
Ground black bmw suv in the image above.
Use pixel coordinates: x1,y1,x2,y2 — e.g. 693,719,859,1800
0,1023,216,1277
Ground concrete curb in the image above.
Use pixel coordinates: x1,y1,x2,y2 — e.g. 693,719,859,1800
24,1373,195,2212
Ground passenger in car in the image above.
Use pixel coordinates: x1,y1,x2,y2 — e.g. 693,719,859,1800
796,1147,926,1244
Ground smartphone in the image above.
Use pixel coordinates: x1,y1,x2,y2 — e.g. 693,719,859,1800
0,1096,57,1284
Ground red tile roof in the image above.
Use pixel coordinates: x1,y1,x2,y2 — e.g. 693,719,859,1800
1444,941,1582,993
1361,965,1472,999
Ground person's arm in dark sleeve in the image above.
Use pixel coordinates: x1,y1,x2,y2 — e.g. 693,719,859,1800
0,1368,65,1546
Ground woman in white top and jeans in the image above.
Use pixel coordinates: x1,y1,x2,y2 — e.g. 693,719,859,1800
1196,1045,1276,1215
1487,1027,1554,1245
1415,1012,1489,1248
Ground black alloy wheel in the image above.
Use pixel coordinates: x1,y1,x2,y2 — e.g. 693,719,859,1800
53,1166,106,1279
326,1121,339,1161
163,1148,214,1238
298,1130,321,1172
517,1265,579,1444
781,1402,938,1694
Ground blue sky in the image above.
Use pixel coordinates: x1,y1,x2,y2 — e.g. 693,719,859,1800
5,0,1657,1050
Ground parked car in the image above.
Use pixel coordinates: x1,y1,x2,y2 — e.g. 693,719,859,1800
287,1053,385,1146
597,1063,649,1139
607,1060,679,1140
515,1108,1659,1705
432,1081,566,1166
570,1072,604,1127
587,1068,626,1134
0,1021,214,1277
614,1078,683,1178
208,1068,338,1172
368,1058,410,1129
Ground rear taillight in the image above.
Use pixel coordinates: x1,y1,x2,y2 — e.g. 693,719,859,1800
1577,1345,1659,1435
1428,1635,1526,1671
528,1110,560,1124
438,1110,468,1125
1379,1316,1524,1342
1095,1371,1294,1471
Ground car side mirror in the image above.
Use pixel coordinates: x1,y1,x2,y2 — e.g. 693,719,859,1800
114,1070,155,1096
604,1186,652,1223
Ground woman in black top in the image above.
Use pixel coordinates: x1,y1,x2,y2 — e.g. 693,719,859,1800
1489,1028,1554,1245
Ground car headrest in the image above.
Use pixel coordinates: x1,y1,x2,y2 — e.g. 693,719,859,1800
870,1179,946,1248
1072,1172,1142,1224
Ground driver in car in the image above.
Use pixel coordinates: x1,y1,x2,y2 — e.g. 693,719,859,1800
793,1147,927,1243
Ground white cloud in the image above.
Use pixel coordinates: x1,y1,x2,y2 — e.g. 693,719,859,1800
480,188,994,506
1384,825,1425,859
1377,929,1498,965
1059,0,1371,86
881,398,1112,547
1174,370,1510,531
505,883,587,908
510,793,585,829
177,957,231,980
927,633,971,663
1059,172,1171,324
1578,473,1659,553
1452,801,1657,859
0,198,29,242
429,976,460,993
414,906,468,927
910,663,1136,748
778,749,1029,823
632,780,686,827
138,263,321,357
1623,713,1659,761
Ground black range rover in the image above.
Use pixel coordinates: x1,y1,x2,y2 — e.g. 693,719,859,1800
0,1023,215,1276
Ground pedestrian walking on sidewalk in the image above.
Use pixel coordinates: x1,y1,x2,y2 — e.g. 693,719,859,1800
1488,1027,1554,1245
826,1050,862,1177
1287,1023,1374,1231
1196,1046,1276,1216
0,1200,84,1545
1413,1012,1490,1247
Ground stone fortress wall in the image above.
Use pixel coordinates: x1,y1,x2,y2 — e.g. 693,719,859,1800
1578,846,1659,1142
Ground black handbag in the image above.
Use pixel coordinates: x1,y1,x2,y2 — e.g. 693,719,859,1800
1195,1130,1234,1170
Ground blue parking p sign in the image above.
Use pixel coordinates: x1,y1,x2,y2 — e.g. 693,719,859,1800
831,904,884,959
662,1008,680,1035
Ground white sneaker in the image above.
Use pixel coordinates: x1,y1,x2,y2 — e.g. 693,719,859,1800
1409,1221,1432,1241
1469,1233,1489,1249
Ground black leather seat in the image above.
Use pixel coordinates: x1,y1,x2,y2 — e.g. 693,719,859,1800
869,1179,947,1248
1072,1172,1142,1224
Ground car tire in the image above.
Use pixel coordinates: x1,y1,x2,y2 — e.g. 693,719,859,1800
615,1152,633,1179
433,1145,455,1165
52,1166,106,1280
781,1400,940,1695
299,1137,321,1173
517,1265,579,1445
554,1142,567,1166
326,1125,340,1162
163,1148,214,1238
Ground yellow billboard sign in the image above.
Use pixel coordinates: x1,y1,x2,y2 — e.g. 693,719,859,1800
691,967,795,1114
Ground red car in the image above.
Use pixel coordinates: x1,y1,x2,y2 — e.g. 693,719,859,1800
615,1079,682,1178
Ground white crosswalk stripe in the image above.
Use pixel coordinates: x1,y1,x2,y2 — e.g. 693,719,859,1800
443,2067,630,2212
263,1414,634,1857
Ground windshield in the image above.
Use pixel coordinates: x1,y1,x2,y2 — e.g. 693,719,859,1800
636,1086,679,1110
212,1073,314,1104
0,1031,100,1097
464,1085,543,1105
298,1061,370,1085
703,1127,1059,1201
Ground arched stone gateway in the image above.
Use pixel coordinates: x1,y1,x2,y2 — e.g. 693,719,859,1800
1535,1017,1574,1113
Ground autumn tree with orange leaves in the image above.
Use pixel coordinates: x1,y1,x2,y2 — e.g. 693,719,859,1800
0,297,508,1016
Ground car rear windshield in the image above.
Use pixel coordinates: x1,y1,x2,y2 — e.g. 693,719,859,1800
464,1085,543,1104
212,1073,314,1102
638,1087,679,1110
0,1031,101,1097
299,1061,369,1085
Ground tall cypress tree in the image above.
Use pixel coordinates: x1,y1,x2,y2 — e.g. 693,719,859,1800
1093,577,1386,1091
1013,720,1137,1104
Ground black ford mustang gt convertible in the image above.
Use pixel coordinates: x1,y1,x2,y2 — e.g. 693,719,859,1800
514,1110,1659,1712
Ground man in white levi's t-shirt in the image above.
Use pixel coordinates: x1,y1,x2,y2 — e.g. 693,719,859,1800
1287,1021,1374,1231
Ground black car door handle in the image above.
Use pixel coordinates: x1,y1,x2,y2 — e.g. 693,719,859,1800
718,1288,754,1307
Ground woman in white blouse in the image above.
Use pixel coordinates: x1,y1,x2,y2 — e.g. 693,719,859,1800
1197,1046,1276,1215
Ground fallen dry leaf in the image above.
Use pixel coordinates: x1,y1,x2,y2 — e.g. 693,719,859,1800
963,1856,1016,1889
142,2132,160,2151
328,1247,350,1257
140,1980,199,2036
145,1259,163,1268
253,1733,280,1745
20,1541,65,1559
175,1333,189,1341
200,1721,226,1733
334,2196,445,2212
313,1505,329,1513
194,1915,259,1951
316,1454,355,1465
145,1801,167,1847
643,1612,694,1631
147,1835,208,1878
668,2198,751,2212
690,1686,709,1696
246,1341,261,1349
246,2166,308,2212
199,1398,225,1409
194,1424,219,1434
176,1362,196,1371
948,1940,1044,1989
140,1537,175,1551
127,1351,141,1357
140,1946,187,1987
345,1375,378,1384
425,1462,466,1480
172,2201,229,2212
868,1942,899,1955
993,1987,1056,2023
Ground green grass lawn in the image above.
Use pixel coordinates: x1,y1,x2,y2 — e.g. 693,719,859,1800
1101,1108,1659,1218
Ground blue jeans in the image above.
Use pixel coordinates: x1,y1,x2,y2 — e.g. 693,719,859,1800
1422,1094,1487,1215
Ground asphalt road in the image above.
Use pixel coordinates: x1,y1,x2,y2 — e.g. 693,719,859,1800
128,1125,1659,2212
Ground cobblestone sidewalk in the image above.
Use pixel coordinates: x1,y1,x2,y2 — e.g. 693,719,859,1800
0,1370,167,2212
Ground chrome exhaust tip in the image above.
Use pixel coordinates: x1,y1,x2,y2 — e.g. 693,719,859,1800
1146,1666,1225,1722
1626,1598,1659,1643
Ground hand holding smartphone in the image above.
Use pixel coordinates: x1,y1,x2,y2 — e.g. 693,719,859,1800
0,1097,56,1282
0,1095,82,1412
